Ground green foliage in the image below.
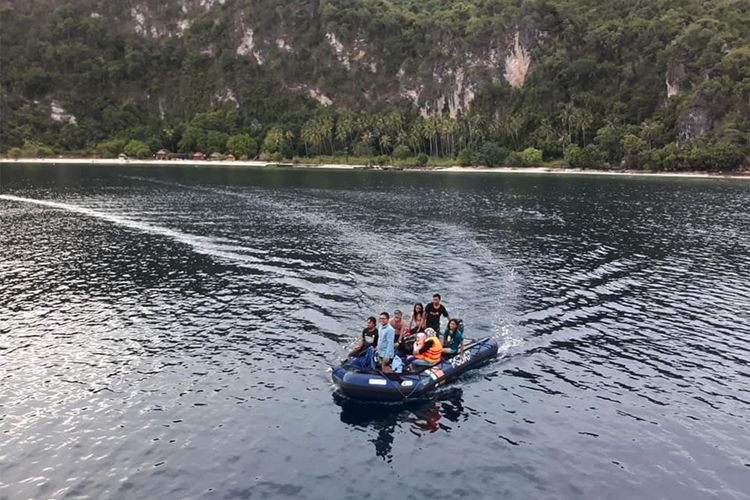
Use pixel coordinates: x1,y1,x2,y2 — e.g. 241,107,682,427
261,127,294,157
594,124,629,164
226,134,258,158
392,144,411,159
519,148,544,166
10,140,55,157
0,0,747,171
96,139,127,158
479,142,507,167
352,141,374,157
622,134,650,169
415,153,429,166
123,140,151,158
565,144,603,168
505,151,524,166
457,148,476,166
374,155,390,166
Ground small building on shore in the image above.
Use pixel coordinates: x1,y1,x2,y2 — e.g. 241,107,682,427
155,149,170,160
225,154,236,162
192,152,206,161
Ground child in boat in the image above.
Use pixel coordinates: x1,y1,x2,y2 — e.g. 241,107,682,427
442,318,464,356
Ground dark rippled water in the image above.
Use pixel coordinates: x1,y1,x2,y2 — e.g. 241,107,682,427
1,164,749,499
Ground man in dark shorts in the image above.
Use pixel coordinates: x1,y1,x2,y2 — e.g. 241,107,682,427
422,293,450,332
347,316,379,359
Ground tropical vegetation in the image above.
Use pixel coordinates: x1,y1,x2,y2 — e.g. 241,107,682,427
1,0,748,170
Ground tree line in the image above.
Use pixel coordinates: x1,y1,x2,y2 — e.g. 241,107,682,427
0,0,748,170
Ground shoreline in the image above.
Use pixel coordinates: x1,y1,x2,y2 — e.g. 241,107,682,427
1,157,749,180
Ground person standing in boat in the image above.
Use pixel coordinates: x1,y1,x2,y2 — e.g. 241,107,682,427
422,293,450,332
408,303,425,333
347,316,379,359
377,311,396,373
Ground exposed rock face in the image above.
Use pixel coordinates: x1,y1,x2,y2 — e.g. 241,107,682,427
325,32,368,70
307,88,333,106
236,27,263,64
678,102,712,141
128,0,226,38
276,38,293,52
666,63,685,98
402,67,478,118
504,31,531,88
289,85,332,106
216,88,239,109
50,101,76,125
124,2,538,114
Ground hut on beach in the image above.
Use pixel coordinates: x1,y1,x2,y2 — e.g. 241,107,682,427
225,154,236,161
192,152,206,161
155,149,170,160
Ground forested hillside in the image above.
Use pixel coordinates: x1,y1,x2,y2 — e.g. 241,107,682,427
1,0,748,169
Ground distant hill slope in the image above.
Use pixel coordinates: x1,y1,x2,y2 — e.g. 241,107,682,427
1,0,748,169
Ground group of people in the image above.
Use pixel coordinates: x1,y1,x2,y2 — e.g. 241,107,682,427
346,293,465,373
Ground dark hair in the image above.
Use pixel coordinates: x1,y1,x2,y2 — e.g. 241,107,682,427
413,302,423,315
379,311,390,319
433,293,441,300
448,318,459,329
367,316,377,324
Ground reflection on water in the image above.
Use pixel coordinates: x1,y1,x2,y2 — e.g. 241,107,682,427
335,388,465,461
1,164,749,499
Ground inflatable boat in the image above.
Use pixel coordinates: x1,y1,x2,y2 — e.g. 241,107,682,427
331,337,499,401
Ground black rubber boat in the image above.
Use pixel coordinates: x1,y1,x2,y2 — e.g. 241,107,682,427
331,337,499,402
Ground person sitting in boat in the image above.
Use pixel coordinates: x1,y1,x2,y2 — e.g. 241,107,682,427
346,316,379,359
408,303,425,333
377,311,396,373
408,328,443,367
442,318,464,356
390,309,407,341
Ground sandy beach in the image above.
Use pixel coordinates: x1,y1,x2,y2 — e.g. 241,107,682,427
1,157,748,180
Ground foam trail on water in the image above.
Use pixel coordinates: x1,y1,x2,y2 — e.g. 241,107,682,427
0,194,270,268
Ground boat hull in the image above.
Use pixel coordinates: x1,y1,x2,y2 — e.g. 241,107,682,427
332,337,498,402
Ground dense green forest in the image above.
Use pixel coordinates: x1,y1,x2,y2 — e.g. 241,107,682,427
1,0,748,170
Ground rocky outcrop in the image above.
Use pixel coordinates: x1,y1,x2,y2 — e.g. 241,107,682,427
236,27,263,64
666,63,685,98
325,32,371,70
50,100,76,125
677,100,712,141
504,31,531,88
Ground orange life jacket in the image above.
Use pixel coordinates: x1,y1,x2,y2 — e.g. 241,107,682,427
415,337,443,364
